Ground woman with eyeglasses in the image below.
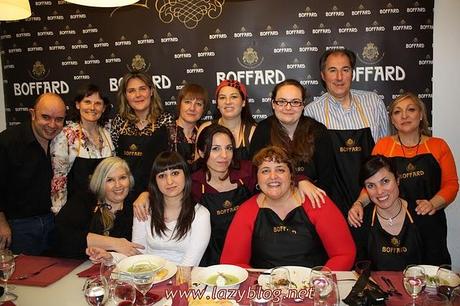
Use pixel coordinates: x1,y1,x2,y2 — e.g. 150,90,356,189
170,84,209,164
196,79,256,161
250,79,338,207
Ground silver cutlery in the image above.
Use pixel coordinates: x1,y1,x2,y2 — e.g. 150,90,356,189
381,276,402,296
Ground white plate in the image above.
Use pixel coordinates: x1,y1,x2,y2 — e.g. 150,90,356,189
258,266,311,290
195,264,248,288
153,261,177,284
116,254,166,275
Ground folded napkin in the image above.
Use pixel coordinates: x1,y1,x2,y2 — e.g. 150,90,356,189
0,301,16,306
77,263,101,278
9,255,84,287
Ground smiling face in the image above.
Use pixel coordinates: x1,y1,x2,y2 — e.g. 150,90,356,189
216,86,245,120
390,97,422,134
156,168,185,200
321,53,353,100
125,77,152,119
178,94,205,125
202,132,234,178
272,84,304,127
257,160,292,200
30,94,66,143
104,166,130,206
76,92,106,124
364,167,399,210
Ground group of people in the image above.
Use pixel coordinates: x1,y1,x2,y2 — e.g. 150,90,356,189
0,48,457,272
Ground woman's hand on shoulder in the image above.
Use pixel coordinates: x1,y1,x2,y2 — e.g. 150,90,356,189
415,199,437,215
114,238,145,257
133,191,150,221
347,201,364,228
298,180,326,208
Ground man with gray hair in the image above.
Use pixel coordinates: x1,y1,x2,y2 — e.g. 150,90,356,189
304,49,389,215
0,93,66,255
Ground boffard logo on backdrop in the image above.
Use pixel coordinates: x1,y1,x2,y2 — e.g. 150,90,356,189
128,54,151,72
237,47,264,69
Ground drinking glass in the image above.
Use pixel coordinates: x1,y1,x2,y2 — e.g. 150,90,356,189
436,265,460,299
269,267,291,306
403,265,426,306
249,284,273,306
309,266,337,306
112,279,136,306
422,293,449,306
100,257,116,299
83,275,109,306
130,262,160,306
0,249,17,302
451,286,460,306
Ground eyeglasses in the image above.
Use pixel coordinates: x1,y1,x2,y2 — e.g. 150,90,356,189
272,99,304,107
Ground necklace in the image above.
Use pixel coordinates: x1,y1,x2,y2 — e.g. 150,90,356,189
397,133,421,157
376,198,403,226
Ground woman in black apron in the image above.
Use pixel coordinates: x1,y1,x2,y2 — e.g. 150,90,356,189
349,93,458,265
196,79,256,161
170,84,209,165
249,79,335,207
221,146,356,270
55,157,143,258
355,155,423,271
51,84,114,214
111,71,174,199
192,124,254,266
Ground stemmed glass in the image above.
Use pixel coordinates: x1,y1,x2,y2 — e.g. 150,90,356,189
100,257,116,299
422,293,450,306
0,249,17,302
83,275,109,306
130,262,159,306
112,279,137,306
436,265,460,299
451,286,460,306
403,265,426,306
309,266,335,306
269,267,291,306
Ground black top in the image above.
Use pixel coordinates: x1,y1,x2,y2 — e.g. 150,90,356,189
0,122,53,219
249,115,337,195
54,191,133,259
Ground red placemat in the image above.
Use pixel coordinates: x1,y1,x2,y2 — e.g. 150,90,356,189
9,255,84,287
372,271,412,305
77,263,101,278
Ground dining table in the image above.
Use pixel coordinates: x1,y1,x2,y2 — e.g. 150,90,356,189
7,259,413,306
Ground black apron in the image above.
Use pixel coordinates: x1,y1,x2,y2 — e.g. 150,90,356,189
66,126,112,202
392,152,450,265
116,122,169,198
199,181,251,266
251,206,327,269
173,124,197,164
325,98,375,216
213,119,252,161
367,205,422,271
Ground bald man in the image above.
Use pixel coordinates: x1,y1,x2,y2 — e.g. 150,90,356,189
0,93,66,255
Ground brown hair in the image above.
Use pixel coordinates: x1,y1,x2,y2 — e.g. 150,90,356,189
252,146,296,183
388,92,431,136
117,71,163,123
176,83,210,115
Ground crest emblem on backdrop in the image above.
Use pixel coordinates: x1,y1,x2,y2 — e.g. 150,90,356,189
357,42,385,65
29,61,50,80
237,47,264,69
128,54,151,72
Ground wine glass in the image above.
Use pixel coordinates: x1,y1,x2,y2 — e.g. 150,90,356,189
436,265,460,299
100,257,116,299
422,293,450,306
130,262,160,306
451,286,460,306
269,267,291,306
112,279,136,306
309,266,335,306
403,265,426,306
83,275,109,306
0,249,17,302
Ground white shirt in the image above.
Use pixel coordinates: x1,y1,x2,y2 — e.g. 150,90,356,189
132,204,211,266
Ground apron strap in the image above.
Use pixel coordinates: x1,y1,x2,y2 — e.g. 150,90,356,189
371,205,377,226
77,124,83,155
101,127,114,152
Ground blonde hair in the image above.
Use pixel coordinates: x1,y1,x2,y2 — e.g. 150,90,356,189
117,71,163,123
388,92,431,136
89,157,134,235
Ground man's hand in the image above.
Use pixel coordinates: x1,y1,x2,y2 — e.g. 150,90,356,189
0,213,11,250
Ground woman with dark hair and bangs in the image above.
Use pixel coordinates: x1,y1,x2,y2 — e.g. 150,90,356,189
131,151,211,266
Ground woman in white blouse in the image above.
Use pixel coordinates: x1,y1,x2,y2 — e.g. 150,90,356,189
131,151,211,266
50,84,114,214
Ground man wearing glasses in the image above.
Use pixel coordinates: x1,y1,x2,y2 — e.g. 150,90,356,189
304,49,389,216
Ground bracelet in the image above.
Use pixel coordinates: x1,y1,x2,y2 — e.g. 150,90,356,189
355,200,364,207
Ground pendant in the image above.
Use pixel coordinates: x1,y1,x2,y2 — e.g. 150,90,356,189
388,218,393,226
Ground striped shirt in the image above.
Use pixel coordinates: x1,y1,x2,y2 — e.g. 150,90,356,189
304,89,389,142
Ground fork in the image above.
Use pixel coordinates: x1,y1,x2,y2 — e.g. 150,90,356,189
381,276,402,296
11,262,58,280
